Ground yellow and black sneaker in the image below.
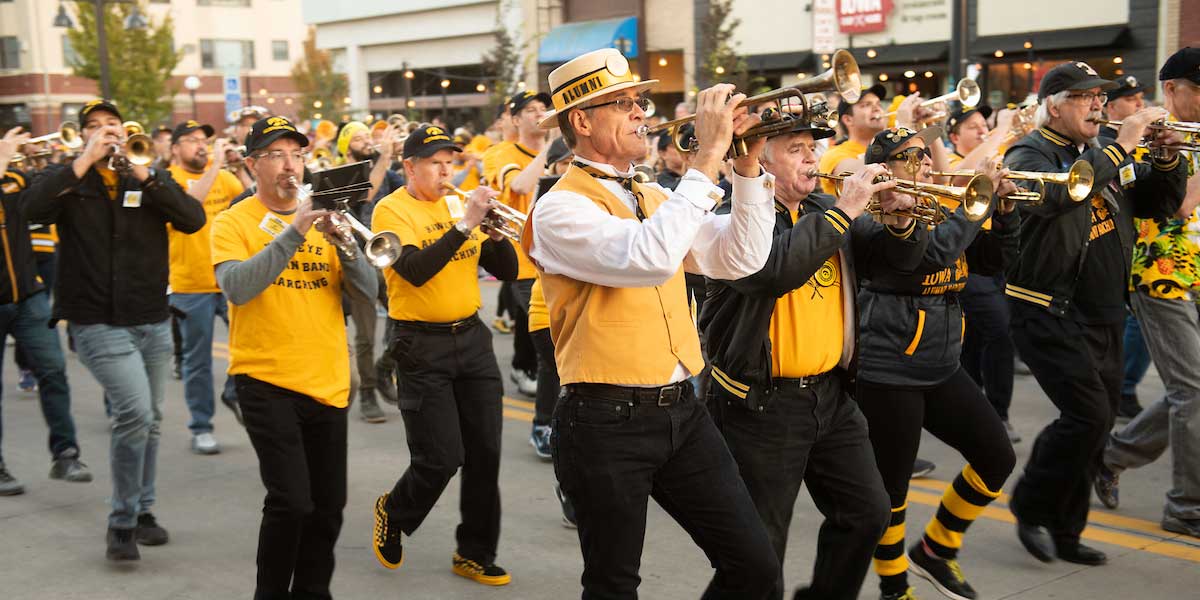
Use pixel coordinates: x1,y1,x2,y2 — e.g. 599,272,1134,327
452,552,512,586
373,494,404,569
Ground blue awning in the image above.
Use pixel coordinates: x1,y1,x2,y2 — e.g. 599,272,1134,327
538,16,639,64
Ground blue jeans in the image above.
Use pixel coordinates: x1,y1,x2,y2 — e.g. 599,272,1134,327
0,291,77,463
1122,311,1152,396
169,293,236,434
69,320,172,529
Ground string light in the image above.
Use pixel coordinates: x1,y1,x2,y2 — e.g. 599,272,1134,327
715,66,726,75
404,70,414,79
904,70,916,78
1023,41,1033,49
658,57,668,67
866,49,877,58
313,100,322,108
476,83,486,93
923,71,933,78
994,50,1005,58
440,79,450,89
373,85,382,94
879,74,889,81
1113,57,1124,64
313,112,322,119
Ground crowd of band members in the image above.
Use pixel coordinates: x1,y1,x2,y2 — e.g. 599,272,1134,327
0,44,1197,600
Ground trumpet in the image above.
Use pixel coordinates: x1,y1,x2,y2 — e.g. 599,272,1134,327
809,169,993,225
9,149,55,165
1089,117,1200,157
28,121,82,149
289,176,402,268
442,182,527,242
641,49,862,157
931,159,1095,204
107,121,153,174
307,147,334,171
886,79,981,118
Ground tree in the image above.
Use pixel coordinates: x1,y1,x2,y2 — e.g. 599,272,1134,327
698,0,763,95
65,0,181,126
480,0,526,112
291,27,348,122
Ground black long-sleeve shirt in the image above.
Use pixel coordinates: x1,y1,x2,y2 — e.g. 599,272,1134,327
391,226,519,287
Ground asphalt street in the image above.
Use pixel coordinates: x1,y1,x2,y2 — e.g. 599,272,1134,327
1,280,1198,599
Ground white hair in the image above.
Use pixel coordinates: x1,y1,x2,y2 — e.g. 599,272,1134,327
1035,91,1072,129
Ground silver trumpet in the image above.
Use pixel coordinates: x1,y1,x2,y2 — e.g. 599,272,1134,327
442,182,527,242
289,176,402,268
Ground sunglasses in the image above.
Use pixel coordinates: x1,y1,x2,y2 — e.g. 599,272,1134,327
582,96,653,114
888,146,932,163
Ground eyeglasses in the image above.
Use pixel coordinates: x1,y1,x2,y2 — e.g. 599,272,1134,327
1067,92,1108,105
582,96,652,114
888,146,932,163
252,150,307,164
176,137,206,146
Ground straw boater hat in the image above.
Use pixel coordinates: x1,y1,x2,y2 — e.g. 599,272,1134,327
539,48,659,129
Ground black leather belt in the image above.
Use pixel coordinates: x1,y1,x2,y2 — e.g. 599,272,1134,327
772,370,833,391
566,380,693,407
393,314,480,334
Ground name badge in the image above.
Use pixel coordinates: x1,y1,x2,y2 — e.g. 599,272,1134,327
1119,163,1136,187
259,213,288,238
122,191,143,208
444,195,465,219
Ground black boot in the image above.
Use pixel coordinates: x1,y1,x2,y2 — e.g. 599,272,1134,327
360,388,387,423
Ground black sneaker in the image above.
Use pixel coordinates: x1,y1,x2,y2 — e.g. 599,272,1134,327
452,552,511,586
0,463,25,496
220,392,244,426
1117,393,1143,420
911,458,936,479
880,587,921,600
49,448,93,483
1094,465,1119,509
530,425,552,460
106,527,140,561
375,359,398,406
373,494,404,569
135,513,169,546
908,542,977,600
555,484,577,529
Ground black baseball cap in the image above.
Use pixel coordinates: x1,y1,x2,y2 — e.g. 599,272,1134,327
153,125,173,137
865,126,944,164
845,83,888,106
1108,75,1147,100
766,115,836,141
546,137,572,168
1159,47,1200,83
507,90,553,115
243,116,309,154
946,103,993,134
1037,61,1117,101
79,99,122,123
171,119,215,143
402,123,462,159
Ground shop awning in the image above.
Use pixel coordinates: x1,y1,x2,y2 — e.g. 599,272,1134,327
538,17,639,64
850,42,949,66
971,25,1129,56
746,51,815,72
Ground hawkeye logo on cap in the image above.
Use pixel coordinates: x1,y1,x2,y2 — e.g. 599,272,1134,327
84,100,103,110
1125,76,1138,87
262,117,295,134
423,126,450,143
186,120,199,128
1075,62,1099,76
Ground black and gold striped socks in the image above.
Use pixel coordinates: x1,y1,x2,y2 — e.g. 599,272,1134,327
875,502,909,593
922,464,1002,559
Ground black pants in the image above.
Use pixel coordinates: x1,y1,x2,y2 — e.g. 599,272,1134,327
531,327,559,427
713,375,889,600
552,381,779,600
507,278,537,376
385,316,504,563
960,274,1014,420
1009,303,1122,540
236,375,348,600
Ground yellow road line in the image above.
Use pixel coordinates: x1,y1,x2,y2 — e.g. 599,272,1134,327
503,407,533,422
503,397,535,410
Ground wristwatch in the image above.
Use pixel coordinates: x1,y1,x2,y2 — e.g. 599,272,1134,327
454,220,473,237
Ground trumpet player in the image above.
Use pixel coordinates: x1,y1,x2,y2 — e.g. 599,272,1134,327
1098,75,1147,141
167,120,246,453
819,83,887,195
1003,61,1189,567
22,99,207,561
1097,47,1200,541
851,127,1018,600
151,125,172,170
209,115,377,598
369,125,518,584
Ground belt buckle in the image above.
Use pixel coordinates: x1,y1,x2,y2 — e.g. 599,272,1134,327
657,385,679,407
449,319,466,333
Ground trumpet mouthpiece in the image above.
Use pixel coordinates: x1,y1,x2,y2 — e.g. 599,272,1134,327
635,125,650,139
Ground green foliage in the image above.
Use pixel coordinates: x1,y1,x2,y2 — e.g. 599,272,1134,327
66,1,181,126
481,0,527,113
290,27,348,121
698,0,763,94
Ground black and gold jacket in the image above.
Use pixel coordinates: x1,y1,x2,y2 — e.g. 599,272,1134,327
1002,126,1186,316
0,169,46,305
699,192,929,410
854,202,1018,388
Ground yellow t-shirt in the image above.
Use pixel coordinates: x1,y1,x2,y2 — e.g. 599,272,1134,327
769,210,844,377
373,186,486,323
168,166,244,293
210,197,350,408
528,276,549,332
817,140,866,196
482,140,538,279
98,166,120,201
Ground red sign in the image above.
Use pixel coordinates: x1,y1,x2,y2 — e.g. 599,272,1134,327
838,0,892,34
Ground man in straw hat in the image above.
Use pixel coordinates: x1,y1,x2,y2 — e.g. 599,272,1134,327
520,48,779,598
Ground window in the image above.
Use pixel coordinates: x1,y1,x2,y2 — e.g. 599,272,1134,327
200,39,254,69
272,40,288,61
62,35,80,68
0,37,19,70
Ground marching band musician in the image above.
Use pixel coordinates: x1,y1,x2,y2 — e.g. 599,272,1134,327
370,125,518,585
819,84,889,195
699,118,907,600
22,99,206,561
1004,61,1188,567
210,116,377,599
167,120,245,454
853,127,1018,600
523,48,779,599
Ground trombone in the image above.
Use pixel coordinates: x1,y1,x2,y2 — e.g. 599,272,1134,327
290,176,402,268
931,159,1095,204
442,182,526,242
886,79,981,119
28,121,82,149
640,49,862,157
809,169,993,225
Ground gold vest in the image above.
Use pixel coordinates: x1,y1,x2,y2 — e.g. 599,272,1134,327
521,164,704,385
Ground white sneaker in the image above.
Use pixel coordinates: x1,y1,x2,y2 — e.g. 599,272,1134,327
191,433,220,455
510,370,538,396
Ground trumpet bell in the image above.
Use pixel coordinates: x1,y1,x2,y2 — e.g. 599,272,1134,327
59,122,82,149
125,133,154,166
365,231,402,268
315,120,337,141
960,175,993,222
956,79,982,108
123,121,145,136
1065,160,1095,203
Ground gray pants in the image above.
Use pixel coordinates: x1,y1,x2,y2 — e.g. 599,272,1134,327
348,292,378,394
1106,292,1200,521
69,320,172,529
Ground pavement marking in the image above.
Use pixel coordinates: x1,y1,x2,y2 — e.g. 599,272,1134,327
503,397,536,410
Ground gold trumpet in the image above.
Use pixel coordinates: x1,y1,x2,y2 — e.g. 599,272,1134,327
810,169,993,225
641,49,862,157
932,159,1095,204
1089,117,1200,156
28,121,82,149
9,149,55,164
442,182,527,242
886,79,982,118
307,147,334,171
107,121,153,173
289,176,402,268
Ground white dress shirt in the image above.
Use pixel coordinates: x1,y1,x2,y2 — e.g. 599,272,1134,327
529,155,776,381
